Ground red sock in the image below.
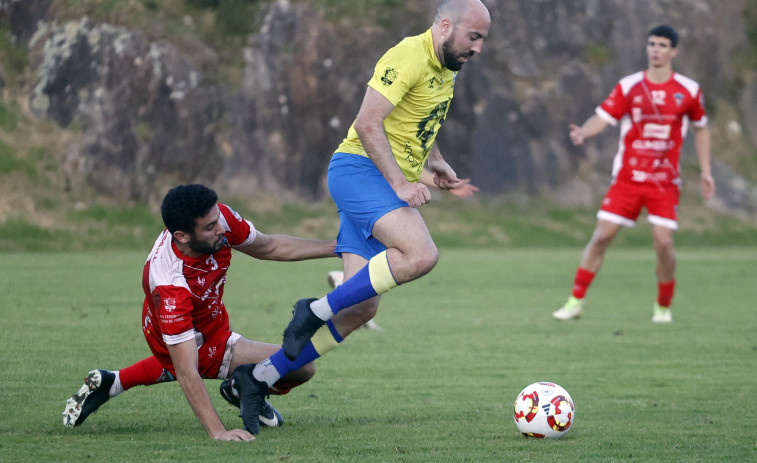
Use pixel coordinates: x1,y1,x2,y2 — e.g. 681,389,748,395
572,267,595,299
269,380,305,396
657,279,676,307
119,356,171,391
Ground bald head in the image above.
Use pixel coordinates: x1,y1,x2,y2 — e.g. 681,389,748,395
432,0,490,71
434,0,490,26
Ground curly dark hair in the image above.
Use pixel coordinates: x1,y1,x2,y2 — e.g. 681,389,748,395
161,184,218,234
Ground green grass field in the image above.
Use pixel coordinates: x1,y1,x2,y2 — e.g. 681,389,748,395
1,247,756,462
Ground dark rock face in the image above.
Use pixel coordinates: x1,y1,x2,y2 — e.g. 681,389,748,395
29,20,224,202
14,0,757,215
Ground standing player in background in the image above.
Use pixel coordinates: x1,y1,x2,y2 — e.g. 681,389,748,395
63,184,337,440
226,0,491,433
552,25,715,323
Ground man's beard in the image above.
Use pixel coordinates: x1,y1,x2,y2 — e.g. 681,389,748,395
442,38,471,72
188,236,225,255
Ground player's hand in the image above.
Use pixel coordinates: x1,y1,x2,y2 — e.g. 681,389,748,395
569,124,586,146
428,159,460,191
395,182,432,208
448,178,479,198
214,428,256,441
700,172,715,200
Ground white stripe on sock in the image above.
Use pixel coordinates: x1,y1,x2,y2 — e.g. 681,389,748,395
252,359,282,387
109,371,124,398
310,296,333,321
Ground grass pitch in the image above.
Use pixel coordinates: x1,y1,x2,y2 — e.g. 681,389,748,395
1,247,755,462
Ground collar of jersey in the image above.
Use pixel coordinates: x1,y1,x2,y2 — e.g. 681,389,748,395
423,28,444,72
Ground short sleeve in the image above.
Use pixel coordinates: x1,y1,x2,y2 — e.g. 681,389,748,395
366,45,425,107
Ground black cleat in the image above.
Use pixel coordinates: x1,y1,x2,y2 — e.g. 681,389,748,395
282,298,323,360
62,369,116,427
258,400,284,427
219,378,240,408
232,364,269,434
219,378,284,427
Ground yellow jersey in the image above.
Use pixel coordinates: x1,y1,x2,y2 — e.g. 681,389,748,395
336,28,456,182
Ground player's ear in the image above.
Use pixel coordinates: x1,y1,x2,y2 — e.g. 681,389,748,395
172,230,191,245
440,17,453,38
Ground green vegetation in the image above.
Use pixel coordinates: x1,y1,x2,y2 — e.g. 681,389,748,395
0,138,38,178
1,248,755,461
0,102,19,131
0,24,28,84
310,0,415,28
1,188,756,252
584,43,612,67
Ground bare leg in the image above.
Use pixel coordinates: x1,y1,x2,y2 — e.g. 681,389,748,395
579,219,623,273
230,338,314,383
371,206,439,283
651,224,675,283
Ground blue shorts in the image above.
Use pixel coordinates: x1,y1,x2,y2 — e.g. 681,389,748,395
327,152,408,260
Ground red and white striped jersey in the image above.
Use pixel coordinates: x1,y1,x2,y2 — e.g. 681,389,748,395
596,70,707,186
141,203,257,354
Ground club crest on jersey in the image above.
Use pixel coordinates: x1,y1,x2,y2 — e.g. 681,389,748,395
674,93,683,106
143,314,152,334
381,68,398,86
163,297,176,312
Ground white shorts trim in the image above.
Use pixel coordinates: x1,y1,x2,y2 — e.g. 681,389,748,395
217,332,242,379
597,210,636,228
648,214,678,230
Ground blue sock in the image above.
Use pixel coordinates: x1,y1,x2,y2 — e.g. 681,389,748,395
325,264,378,314
269,320,344,377
325,250,398,315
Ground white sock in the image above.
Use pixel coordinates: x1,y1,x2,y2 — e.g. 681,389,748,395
252,359,282,387
310,296,333,321
109,371,124,398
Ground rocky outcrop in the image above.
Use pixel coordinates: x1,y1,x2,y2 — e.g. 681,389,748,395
11,0,757,216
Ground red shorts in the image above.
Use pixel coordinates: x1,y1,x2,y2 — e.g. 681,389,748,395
597,180,679,230
145,325,236,380
144,327,305,394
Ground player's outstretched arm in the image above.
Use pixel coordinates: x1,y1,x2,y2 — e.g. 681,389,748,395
236,232,336,262
167,341,255,441
569,114,609,146
419,169,479,198
425,144,461,191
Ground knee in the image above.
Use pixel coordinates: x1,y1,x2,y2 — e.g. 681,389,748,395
654,236,674,254
413,243,439,275
300,362,316,380
589,232,614,251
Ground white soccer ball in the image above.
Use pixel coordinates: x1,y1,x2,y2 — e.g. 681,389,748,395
513,381,575,438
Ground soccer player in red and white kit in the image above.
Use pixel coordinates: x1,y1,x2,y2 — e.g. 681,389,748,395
552,25,715,323
63,184,338,440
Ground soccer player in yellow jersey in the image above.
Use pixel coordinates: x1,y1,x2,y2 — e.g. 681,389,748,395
225,0,492,433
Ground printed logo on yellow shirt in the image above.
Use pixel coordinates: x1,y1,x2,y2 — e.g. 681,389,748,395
381,68,398,86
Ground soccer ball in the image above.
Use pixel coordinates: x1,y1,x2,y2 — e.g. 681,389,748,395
513,382,575,438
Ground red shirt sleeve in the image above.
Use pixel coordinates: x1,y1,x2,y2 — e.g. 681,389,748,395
597,82,629,123
688,88,707,124
218,203,256,247
153,284,196,344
